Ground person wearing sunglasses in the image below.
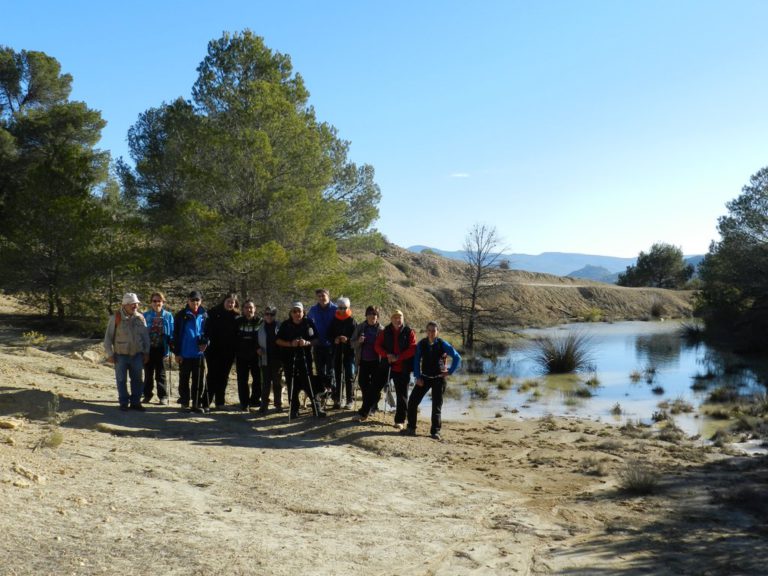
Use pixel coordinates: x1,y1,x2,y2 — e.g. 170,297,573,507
172,290,210,412
328,296,357,409
142,291,174,405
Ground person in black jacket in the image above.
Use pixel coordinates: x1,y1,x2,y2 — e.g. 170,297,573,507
328,296,357,409
205,293,239,409
276,302,326,419
235,299,262,411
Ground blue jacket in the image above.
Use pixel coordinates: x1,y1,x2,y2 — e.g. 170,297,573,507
308,302,337,347
143,308,174,355
173,306,209,359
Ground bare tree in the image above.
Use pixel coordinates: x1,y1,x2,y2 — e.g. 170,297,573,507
463,223,505,352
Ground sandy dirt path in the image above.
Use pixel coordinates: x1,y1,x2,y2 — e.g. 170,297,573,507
1,322,766,575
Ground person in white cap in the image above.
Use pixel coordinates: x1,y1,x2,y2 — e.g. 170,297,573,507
276,301,326,419
104,292,150,411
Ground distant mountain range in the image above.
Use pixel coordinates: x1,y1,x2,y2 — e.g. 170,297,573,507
408,246,705,283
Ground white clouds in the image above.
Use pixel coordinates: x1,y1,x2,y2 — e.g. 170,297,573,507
449,172,470,179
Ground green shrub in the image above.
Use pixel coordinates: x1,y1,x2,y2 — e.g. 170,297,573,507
530,331,594,374
22,330,48,347
708,386,740,403
610,403,623,416
619,460,660,494
496,377,513,391
581,307,603,322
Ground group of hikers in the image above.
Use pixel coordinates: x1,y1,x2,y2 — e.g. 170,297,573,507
103,288,461,439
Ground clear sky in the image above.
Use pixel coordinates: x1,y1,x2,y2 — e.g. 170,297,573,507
4,0,768,257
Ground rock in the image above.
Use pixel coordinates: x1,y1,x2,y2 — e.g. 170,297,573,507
12,463,46,484
69,351,84,360
82,350,102,364
0,419,22,430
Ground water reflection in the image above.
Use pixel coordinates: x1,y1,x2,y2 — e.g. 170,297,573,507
435,320,768,437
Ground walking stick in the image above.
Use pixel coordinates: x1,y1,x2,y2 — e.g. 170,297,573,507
384,366,397,422
300,347,320,417
167,352,173,401
288,349,296,423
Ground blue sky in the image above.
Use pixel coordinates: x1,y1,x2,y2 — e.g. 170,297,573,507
4,1,768,257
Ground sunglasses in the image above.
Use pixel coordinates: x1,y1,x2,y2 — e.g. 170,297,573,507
338,306,348,310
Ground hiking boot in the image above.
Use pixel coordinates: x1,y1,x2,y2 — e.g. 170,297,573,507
394,423,404,431
353,414,368,422
430,432,442,441
143,395,153,405
129,404,145,412
332,403,341,410
400,427,416,436
344,402,354,410
191,406,208,414
119,405,129,412
158,397,169,406
289,411,300,419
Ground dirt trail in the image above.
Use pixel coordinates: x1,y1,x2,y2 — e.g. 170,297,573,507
1,304,766,575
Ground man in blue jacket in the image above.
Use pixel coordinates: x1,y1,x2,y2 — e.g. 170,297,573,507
307,288,337,394
173,290,209,413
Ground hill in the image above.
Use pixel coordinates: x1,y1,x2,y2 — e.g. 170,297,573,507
408,245,706,279
377,244,693,331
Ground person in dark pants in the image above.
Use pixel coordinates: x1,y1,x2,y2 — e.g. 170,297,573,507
143,291,174,405
257,305,282,413
371,309,416,429
329,296,357,409
307,288,337,394
401,321,461,441
173,290,209,413
276,302,326,419
205,293,239,409
351,306,384,419
235,299,262,411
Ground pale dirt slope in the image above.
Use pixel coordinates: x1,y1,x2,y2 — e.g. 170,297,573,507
1,296,766,575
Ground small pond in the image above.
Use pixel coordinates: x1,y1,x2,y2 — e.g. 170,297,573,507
427,320,768,438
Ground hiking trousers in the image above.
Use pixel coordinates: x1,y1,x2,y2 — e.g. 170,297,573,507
178,357,206,408
406,376,446,435
115,353,144,408
236,354,261,408
143,347,168,401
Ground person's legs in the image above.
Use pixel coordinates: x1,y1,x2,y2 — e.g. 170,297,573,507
248,360,261,407
154,350,167,400
143,352,157,402
343,347,355,406
178,359,191,407
127,353,144,407
271,362,283,409
191,357,207,409
114,354,130,408
430,378,446,436
406,381,431,431
235,356,251,409
393,370,410,425
217,354,235,406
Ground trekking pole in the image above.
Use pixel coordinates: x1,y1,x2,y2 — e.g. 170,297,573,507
384,365,392,418
288,349,296,423
300,347,319,417
167,352,173,401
